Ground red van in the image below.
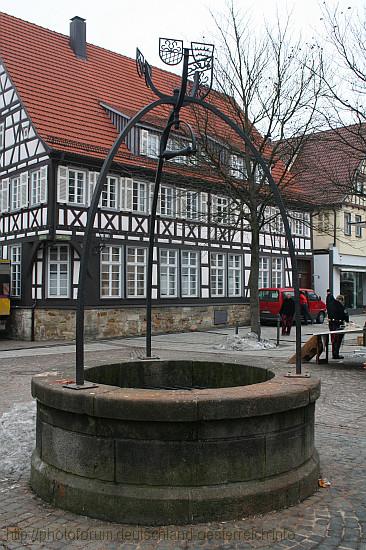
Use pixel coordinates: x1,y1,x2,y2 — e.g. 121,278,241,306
259,287,327,324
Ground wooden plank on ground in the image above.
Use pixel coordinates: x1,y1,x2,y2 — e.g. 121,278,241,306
288,335,321,364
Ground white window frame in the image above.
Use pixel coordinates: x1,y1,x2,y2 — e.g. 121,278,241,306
181,251,199,297
186,190,200,221
271,257,283,288
100,175,118,210
133,180,149,213
210,252,226,297
47,244,70,298
0,122,4,150
259,257,270,288
228,254,242,297
30,167,48,207
127,247,147,298
212,195,229,225
11,176,20,210
140,129,159,158
10,245,21,297
100,245,122,298
68,169,87,205
160,186,176,217
292,212,304,236
160,249,178,298
355,214,363,238
229,154,246,179
344,212,352,236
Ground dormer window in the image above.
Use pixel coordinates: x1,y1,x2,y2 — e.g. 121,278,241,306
229,154,247,179
140,129,159,158
354,159,366,195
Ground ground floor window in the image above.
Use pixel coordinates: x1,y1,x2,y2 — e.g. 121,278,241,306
100,246,122,297
181,251,199,297
10,245,21,297
210,253,226,297
228,254,242,297
259,257,270,288
340,271,365,309
259,256,284,288
127,247,146,297
48,244,70,298
160,250,178,297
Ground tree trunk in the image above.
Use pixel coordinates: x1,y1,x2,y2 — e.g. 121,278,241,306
248,219,261,340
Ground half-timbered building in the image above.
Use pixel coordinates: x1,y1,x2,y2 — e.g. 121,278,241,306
0,12,312,340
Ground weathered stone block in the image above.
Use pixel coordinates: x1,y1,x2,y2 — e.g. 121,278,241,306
41,423,114,481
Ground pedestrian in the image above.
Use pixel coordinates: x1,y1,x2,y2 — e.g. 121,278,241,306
326,289,335,314
279,293,295,335
299,291,313,324
328,294,349,359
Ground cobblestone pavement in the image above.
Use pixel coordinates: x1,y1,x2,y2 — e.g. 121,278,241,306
0,326,366,549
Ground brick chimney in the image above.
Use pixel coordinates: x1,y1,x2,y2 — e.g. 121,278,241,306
69,16,87,60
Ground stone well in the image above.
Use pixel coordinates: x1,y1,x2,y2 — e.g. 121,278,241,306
31,360,320,525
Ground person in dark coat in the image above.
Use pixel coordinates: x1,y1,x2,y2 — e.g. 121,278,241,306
279,293,295,335
300,291,313,324
328,294,349,359
326,289,335,315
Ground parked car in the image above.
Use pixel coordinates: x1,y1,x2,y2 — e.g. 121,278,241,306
259,287,327,324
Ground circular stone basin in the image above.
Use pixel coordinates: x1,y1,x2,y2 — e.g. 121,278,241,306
31,360,320,525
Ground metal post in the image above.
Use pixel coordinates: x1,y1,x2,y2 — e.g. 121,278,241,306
363,321,366,347
276,315,281,347
235,323,239,335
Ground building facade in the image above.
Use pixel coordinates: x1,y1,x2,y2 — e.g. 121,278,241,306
0,13,312,340
293,128,366,310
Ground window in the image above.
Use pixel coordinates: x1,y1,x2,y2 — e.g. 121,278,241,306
68,169,86,205
181,251,199,297
100,176,118,209
259,257,270,288
133,180,149,213
160,249,178,297
48,245,70,298
344,212,352,236
230,154,247,179
100,246,122,297
271,258,283,288
210,253,225,296
272,210,285,234
160,186,176,217
0,122,4,150
167,137,193,165
318,212,330,233
11,176,21,210
127,247,146,297
355,214,363,238
0,178,9,213
212,196,229,224
10,245,21,297
186,190,200,220
292,212,304,236
140,129,159,158
228,254,242,297
30,167,47,206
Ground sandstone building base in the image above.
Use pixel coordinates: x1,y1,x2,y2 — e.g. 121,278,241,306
9,304,250,341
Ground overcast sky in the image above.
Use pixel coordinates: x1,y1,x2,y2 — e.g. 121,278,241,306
0,0,363,70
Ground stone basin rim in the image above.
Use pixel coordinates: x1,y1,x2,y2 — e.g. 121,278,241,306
31,361,321,421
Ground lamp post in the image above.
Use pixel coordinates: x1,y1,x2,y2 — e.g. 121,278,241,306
66,37,305,389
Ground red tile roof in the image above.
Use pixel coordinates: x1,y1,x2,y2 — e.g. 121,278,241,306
0,11,308,202
290,125,366,206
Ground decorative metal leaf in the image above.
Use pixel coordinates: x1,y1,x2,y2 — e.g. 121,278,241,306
159,38,184,66
136,48,145,78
